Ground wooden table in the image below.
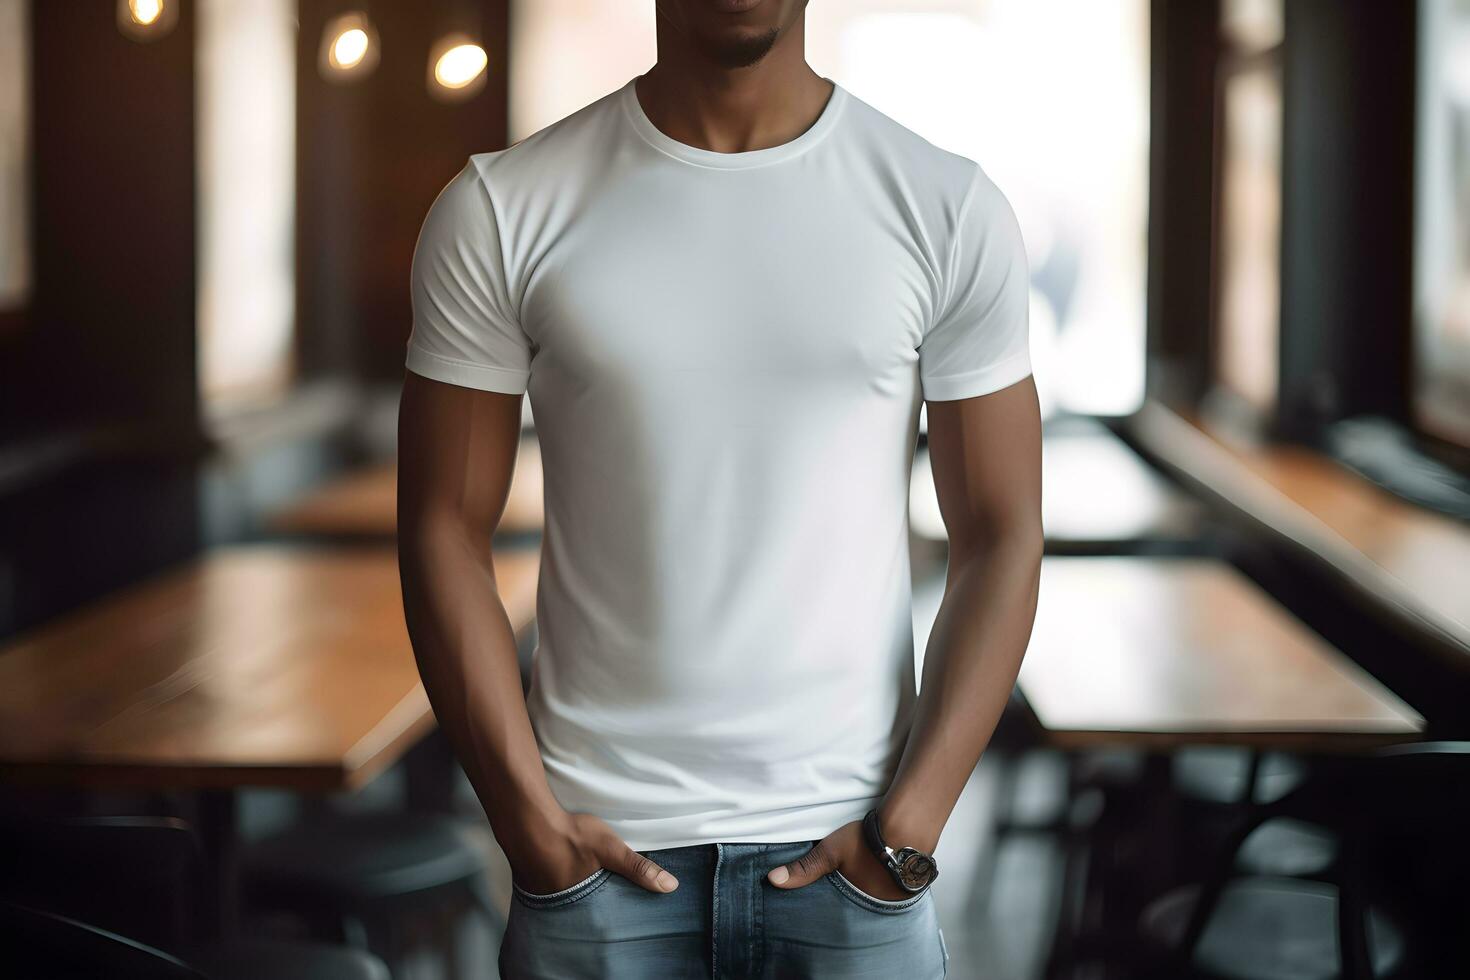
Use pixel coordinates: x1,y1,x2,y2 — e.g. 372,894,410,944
1018,556,1424,750
1127,401,1470,663
0,543,541,934
1230,447,1470,643
264,438,545,542
911,416,1205,553
1013,555,1423,977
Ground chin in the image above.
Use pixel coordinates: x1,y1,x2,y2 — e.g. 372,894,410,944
699,27,780,69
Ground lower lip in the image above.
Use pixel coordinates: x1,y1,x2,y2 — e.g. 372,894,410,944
711,0,763,12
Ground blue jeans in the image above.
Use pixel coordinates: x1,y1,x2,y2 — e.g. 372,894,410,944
498,838,950,979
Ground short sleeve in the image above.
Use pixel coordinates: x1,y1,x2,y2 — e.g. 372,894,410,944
918,164,1032,401
405,160,533,394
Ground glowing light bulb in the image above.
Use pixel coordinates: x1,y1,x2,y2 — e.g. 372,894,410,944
331,28,369,70
129,0,163,26
118,0,176,39
318,12,378,81
434,44,487,90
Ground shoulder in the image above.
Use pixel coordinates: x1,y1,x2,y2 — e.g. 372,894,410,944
836,89,981,212
834,88,1020,255
465,84,627,195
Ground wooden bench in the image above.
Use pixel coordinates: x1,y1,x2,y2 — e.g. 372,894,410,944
0,543,539,791
1017,556,1424,750
0,542,541,938
1125,401,1470,667
911,415,1206,553
264,436,545,542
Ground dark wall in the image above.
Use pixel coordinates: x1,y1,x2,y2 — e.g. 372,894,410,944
1146,0,1219,412
0,0,201,637
295,0,512,383
5,0,199,437
0,1,516,638
1277,0,1418,440
1147,0,1419,443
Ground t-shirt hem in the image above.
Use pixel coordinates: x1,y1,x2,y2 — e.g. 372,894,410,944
405,341,530,394
921,349,1033,402
599,796,886,853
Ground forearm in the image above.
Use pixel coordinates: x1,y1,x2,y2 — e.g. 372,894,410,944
398,517,564,853
879,529,1043,851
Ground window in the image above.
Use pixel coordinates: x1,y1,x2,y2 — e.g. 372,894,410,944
1210,0,1284,422
512,0,1151,419
1414,0,1470,448
0,0,30,316
196,0,297,411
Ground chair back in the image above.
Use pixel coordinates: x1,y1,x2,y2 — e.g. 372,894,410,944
0,901,207,979
0,815,204,949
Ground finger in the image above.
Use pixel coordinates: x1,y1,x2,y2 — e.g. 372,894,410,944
606,842,679,893
766,839,836,889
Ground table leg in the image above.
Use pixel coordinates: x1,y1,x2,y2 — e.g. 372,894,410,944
1133,753,1178,927
196,788,240,942
1242,748,1263,804
405,726,458,813
1041,750,1083,980
1041,749,1173,979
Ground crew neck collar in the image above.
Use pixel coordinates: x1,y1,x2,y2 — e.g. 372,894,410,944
619,74,847,170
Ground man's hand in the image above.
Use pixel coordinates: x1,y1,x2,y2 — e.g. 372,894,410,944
512,809,680,896
762,819,916,902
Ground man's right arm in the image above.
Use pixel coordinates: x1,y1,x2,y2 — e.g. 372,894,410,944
395,370,679,896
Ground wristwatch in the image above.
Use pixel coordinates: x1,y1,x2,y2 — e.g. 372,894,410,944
862,808,939,893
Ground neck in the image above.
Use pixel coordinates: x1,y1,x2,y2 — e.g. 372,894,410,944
638,15,833,155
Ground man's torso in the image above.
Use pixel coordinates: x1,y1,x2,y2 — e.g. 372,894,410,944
425,77,986,850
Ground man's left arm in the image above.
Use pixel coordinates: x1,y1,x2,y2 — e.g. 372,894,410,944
766,374,1043,899
879,374,1044,855
768,161,1041,900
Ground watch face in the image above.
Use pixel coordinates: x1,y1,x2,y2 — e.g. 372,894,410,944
894,849,936,890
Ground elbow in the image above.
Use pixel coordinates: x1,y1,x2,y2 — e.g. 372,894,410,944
948,514,1044,573
397,510,484,573
1012,524,1045,583
396,513,438,568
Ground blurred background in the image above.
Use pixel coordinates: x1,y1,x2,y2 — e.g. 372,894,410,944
0,1,1467,978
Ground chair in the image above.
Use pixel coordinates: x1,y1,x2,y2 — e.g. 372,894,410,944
240,809,501,965
178,939,391,980
1171,748,1337,881
0,901,206,980
0,815,391,980
1140,877,1405,980
976,686,1150,919
1135,742,1470,979
1172,747,1308,807
0,814,200,948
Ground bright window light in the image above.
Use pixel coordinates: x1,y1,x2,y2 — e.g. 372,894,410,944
197,0,297,408
511,0,1150,418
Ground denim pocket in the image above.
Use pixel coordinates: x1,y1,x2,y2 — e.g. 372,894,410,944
824,868,930,913
512,866,613,909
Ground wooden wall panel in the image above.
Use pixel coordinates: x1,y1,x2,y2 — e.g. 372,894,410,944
295,0,511,383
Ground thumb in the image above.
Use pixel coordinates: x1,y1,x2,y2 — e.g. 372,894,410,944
766,838,837,889
607,842,680,894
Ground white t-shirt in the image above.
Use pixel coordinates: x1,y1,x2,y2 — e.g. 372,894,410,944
405,74,1031,851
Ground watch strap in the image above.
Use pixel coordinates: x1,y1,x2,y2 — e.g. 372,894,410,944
862,807,939,892
862,808,888,865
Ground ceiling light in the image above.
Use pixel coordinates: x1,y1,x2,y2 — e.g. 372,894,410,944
319,11,379,82
117,0,178,41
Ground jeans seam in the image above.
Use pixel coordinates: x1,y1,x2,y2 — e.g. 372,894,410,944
712,842,724,978
825,868,929,913
752,857,765,978
512,867,612,908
